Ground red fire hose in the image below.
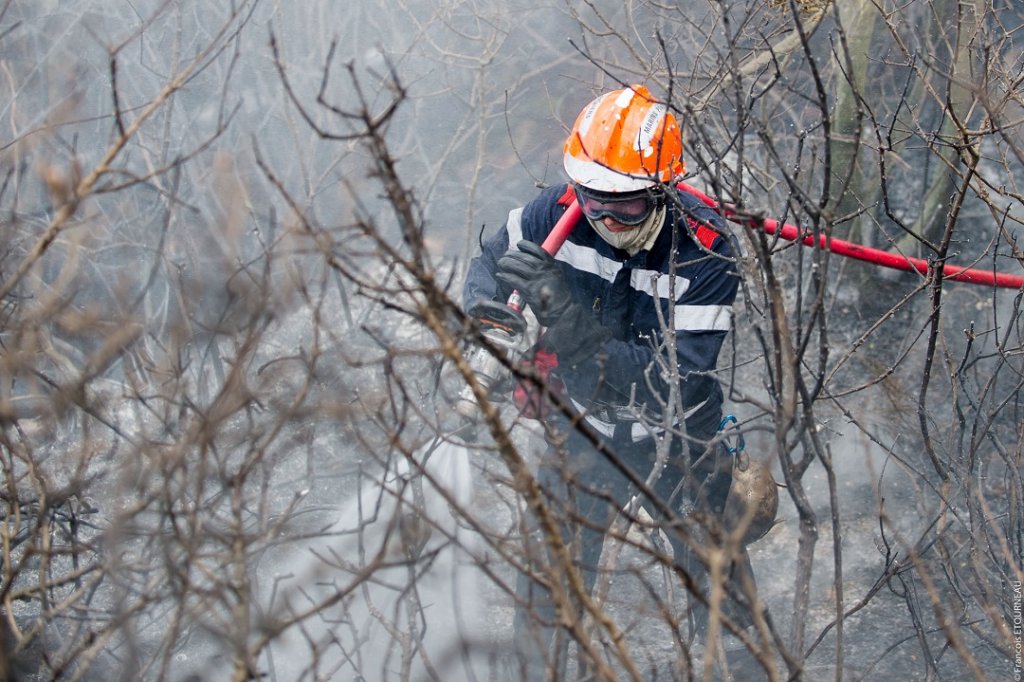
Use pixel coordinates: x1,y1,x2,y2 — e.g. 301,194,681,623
677,182,1024,290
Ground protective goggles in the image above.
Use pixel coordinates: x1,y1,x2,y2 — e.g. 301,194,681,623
573,184,659,226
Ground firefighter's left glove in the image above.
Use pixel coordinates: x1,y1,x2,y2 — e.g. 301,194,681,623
495,240,572,326
496,240,611,367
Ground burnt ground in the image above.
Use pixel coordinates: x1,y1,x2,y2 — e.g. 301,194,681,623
12,394,1011,682
9,316,1014,681
453,412,1016,682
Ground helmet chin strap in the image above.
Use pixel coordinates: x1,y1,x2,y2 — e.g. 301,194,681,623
589,204,666,256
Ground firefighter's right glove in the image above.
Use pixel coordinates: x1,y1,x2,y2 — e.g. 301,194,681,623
466,299,527,338
457,300,528,407
496,240,611,367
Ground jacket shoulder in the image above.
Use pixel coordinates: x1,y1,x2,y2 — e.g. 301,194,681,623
519,183,579,242
671,189,730,253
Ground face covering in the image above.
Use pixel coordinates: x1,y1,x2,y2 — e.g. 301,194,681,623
589,204,666,256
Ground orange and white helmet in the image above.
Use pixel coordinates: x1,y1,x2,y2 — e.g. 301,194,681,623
563,85,685,193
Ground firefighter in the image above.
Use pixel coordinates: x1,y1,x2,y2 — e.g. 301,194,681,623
463,84,766,680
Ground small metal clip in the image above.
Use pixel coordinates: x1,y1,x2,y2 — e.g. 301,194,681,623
718,414,746,455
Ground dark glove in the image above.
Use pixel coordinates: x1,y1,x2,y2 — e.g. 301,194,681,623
459,300,527,403
466,299,526,337
539,304,611,366
495,240,573,326
496,240,611,366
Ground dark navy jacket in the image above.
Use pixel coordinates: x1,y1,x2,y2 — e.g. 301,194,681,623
464,183,738,446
